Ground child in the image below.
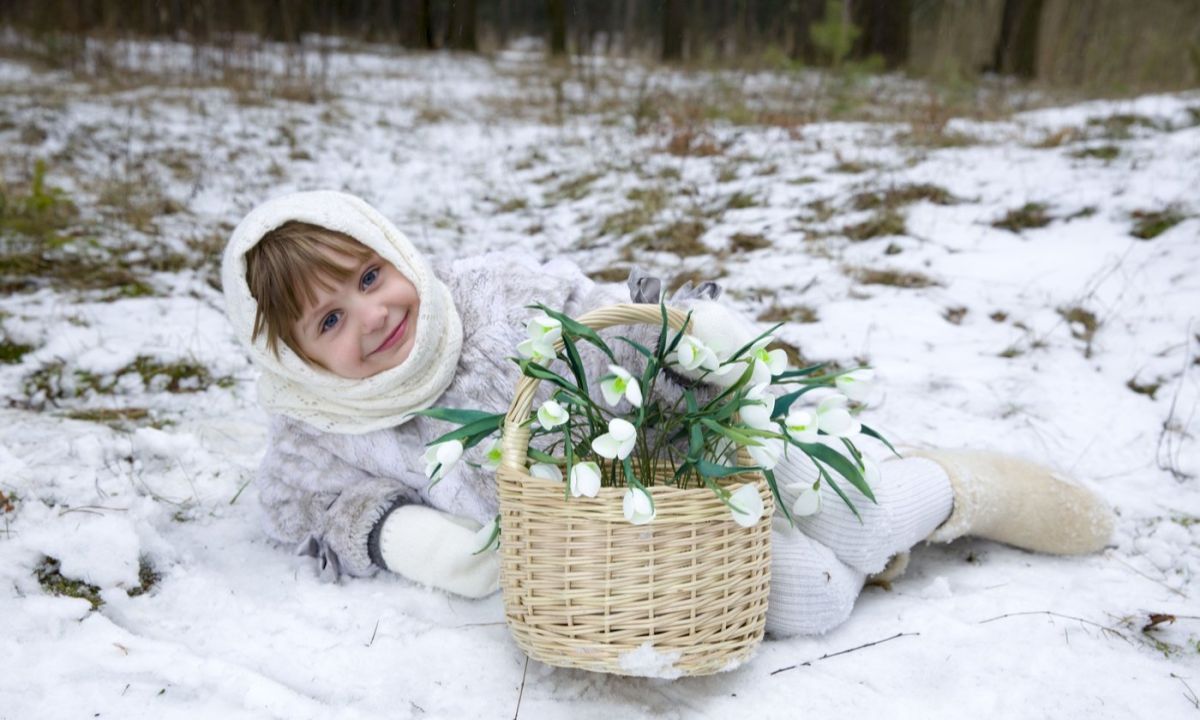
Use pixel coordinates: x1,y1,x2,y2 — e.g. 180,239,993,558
222,190,1115,637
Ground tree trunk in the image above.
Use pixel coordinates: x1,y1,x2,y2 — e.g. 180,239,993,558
448,0,477,51
992,0,1044,77
547,0,567,56
662,0,685,61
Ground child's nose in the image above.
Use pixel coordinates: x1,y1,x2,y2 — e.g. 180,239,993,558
361,302,388,333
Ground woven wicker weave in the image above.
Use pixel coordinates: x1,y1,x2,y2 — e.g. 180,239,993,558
497,304,773,677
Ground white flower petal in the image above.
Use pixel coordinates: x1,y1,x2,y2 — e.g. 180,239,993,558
784,410,819,444
818,408,860,437
747,437,784,469
482,438,503,471
766,348,788,376
528,315,562,344
609,418,637,441
817,393,849,413
729,484,765,527
592,432,621,459
622,487,656,525
835,368,876,402
537,400,569,429
625,379,643,408
600,377,624,407
790,485,822,517
569,462,601,497
609,364,632,381
529,463,563,483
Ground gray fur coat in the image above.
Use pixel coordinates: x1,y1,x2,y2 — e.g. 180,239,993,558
256,252,666,577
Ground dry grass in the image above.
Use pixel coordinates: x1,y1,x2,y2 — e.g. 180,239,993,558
992,202,1053,233
1130,206,1185,240
850,183,957,211
849,266,939,289
758,304,819,324
844,209,906,241
1057,305,1100,358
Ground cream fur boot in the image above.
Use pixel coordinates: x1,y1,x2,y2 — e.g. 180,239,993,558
913,449,1115,555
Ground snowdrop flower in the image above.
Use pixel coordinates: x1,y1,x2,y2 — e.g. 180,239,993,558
529,462,564,483
816,394,861,438
600,365,643,408
568,461,602,497
748,337,788,385
746,436,785,470
739,383,776,430
517,338,556,364
674,334,720,372
481,437,503,471
536,399,569,429
783,409,819,444
592,418,637,460
728,484,765,528
622,486,656,525
473,515,500,553
424,440,464,482
835,368,876,403
527,315,562,346
789,482,822,517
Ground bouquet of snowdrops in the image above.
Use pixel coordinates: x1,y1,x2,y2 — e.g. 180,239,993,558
417,300,890,533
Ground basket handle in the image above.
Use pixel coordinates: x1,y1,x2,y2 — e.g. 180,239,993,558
499,303,691,474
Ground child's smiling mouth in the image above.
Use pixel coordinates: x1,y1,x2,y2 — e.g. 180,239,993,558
371,312,409,356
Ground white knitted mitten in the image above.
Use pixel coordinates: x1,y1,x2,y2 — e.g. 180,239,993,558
913,448,1115,555
377,505,499,598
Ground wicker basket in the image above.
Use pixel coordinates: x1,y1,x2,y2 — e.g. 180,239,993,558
496,304,773,677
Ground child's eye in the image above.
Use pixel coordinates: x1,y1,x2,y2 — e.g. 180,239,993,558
319,312,341,334
361,266,380,290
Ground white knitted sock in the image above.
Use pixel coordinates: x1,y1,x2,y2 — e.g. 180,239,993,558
777,455,954,575
766,519,866,638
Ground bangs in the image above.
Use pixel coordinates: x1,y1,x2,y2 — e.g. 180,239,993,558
245,221,375,360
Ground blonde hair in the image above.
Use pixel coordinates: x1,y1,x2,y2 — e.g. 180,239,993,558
244,221,374,364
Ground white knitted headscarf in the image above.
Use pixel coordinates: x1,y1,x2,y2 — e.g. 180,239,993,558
222,190,463,434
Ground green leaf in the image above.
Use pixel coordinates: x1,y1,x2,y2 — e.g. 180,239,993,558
861,423,901,457
526,448,562,464
764,468,794,526
700,418,762,447
427,414,504,448
529,303,615,361
688,423,704,462
696,459,759,478
560,333,590,397
798,442,876,503
655,298,669,359
616,335,654,359
664,308,693,357
819,465,862,522
725,321,784,364
773,384,821,417
414,407,501,425
774,363,831,381
518,359,581,396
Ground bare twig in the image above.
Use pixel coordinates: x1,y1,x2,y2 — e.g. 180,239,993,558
1173,673,1199,710
1106,550,1188,598
512,656,529,720
978,610,1125,639
1156,318,1198,481
769,631,919,676
365,620,379,648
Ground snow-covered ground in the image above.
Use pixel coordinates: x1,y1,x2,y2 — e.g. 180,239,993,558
1,40,1198,719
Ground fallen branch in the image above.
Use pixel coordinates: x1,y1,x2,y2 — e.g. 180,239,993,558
769,631,919,676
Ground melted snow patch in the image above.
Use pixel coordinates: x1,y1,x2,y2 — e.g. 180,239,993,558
617,641,684,679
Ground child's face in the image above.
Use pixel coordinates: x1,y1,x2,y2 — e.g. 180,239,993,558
291,248,420,379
